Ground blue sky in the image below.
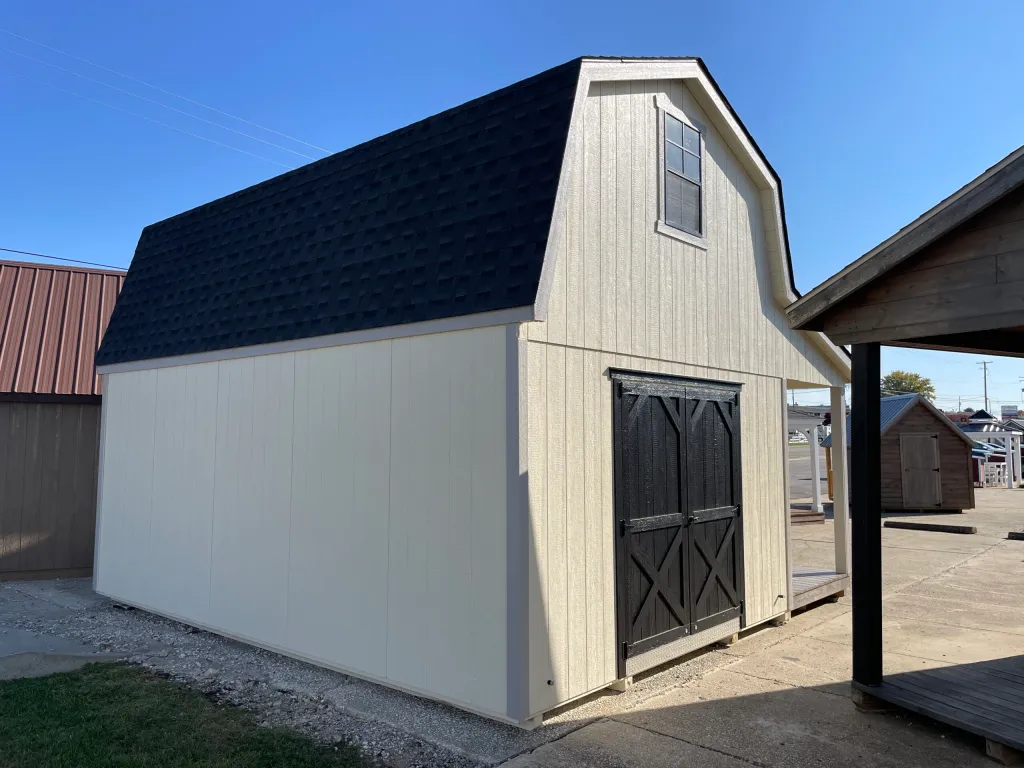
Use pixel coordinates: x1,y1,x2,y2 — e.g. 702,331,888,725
2,1,1022,410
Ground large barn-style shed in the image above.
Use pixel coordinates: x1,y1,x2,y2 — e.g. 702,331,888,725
0,259,124,579
821,394,975,512
94,57,849,727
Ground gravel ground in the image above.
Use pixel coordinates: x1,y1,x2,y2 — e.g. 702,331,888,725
0,579,490,767
0,578,753,767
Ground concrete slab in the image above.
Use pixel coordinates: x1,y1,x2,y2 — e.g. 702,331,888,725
501,719,746,768
725,636,950,690
803,612,1024,664
614,669,990,768
0,626,101,658
714,601,850,660
0,652,120,681
902,580,1024,610
878,528,993,554
0,626,122,681
883,593,1024,636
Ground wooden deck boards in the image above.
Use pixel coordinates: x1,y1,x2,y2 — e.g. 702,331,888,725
854,656,1024,753
791,566,848,610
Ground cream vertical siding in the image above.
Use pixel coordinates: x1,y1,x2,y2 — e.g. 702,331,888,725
522,77,839,715
95,325,510,721
523,341,787,715
528,78,843,387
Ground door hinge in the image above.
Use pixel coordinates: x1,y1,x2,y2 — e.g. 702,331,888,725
621,641,629,659
619,519,627,537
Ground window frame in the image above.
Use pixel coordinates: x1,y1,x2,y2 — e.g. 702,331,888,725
655,95,708,250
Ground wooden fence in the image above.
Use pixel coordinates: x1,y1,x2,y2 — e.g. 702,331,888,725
0,401,100,579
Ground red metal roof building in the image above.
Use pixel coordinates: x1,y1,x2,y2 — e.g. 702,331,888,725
0,259,125,580
0,260,125,399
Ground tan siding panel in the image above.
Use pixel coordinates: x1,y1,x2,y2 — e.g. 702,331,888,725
95,325,511,721
523,339,790,715
530,79,842,387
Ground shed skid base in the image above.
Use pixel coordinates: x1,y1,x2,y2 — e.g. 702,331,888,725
987,740,1023,766
851,687,895,713
520,715,543,732
608,677,633,693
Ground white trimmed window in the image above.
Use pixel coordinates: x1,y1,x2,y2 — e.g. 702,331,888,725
664,112,702,236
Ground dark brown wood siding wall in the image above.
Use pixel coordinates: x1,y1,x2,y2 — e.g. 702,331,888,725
879,402,974,510
0,401,101,578
817,184,1024,345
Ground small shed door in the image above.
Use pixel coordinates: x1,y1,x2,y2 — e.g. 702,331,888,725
612,371,743,671
900,433,942,507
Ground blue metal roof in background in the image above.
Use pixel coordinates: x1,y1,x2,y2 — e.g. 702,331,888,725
820,394,919,448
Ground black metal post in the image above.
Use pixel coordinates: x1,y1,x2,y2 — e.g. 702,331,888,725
851,343,882,686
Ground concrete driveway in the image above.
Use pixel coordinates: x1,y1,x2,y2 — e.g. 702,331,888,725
505,488,1024,767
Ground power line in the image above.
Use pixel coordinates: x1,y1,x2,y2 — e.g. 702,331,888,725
0,66,295,169
0,26,333,155
0,247,123,271
1,47,321,162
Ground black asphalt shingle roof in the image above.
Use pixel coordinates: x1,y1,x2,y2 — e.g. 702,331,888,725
96,59,582,366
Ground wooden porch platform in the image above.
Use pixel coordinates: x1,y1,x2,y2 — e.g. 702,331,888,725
853,656,1024,758
792,565,848,610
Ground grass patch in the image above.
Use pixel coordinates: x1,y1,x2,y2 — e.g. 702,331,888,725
0,663,369,767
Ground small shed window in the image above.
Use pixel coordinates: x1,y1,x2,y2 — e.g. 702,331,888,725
664,113,702,236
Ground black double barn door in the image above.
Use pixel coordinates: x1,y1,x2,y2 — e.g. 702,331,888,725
612,371,744,670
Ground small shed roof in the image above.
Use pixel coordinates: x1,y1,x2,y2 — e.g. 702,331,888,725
0,260,125,398
821,394,974,448
959,422,1022,435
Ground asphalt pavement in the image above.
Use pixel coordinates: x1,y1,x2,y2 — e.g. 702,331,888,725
789,443,829,500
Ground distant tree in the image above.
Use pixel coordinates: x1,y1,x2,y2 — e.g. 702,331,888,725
964,407,975,413
880,370,936,401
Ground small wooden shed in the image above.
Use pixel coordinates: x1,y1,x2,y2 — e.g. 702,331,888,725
821,394,975,512
0,260,124,579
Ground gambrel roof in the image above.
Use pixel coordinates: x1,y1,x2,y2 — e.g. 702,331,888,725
97,57,848,375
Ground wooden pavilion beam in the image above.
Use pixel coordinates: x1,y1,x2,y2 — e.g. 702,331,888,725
851,343,882,687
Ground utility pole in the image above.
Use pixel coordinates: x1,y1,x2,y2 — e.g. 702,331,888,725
979,361,993,412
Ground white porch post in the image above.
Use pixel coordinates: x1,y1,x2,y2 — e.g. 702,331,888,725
1007,435,1015,489
810,425,823,515
1011,436,1019,489
831,386,850,575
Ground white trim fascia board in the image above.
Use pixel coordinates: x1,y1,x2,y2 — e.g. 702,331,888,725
534,59,849,382
97,306,534,375
533,64,590,322
788,144,1024,322
92,383,111,593
505,323,529,721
